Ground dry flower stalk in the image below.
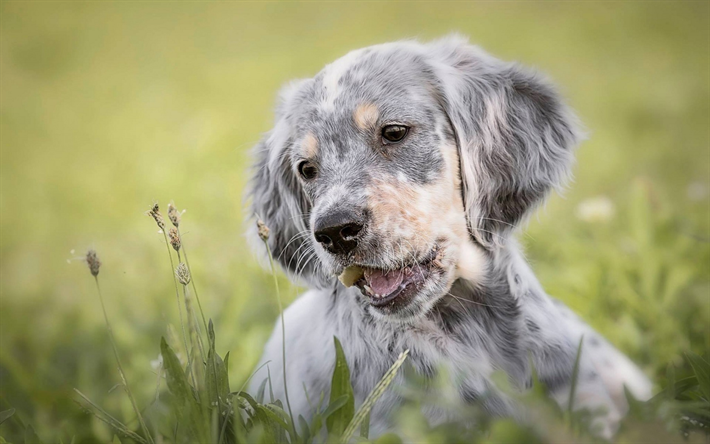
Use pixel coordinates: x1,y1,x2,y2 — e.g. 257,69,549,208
86,249,101,277
257,219,270,241
146,203,166,230
168,227,181,252
176,263,191,285
167,202,181,227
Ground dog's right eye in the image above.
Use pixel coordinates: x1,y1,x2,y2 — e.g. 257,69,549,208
381,125,409,144
297,160,318,180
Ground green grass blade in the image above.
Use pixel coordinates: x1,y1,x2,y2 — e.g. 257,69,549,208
327,337,355,438
321,395,349,420
0,408,15,426
24,425,43,444
160,336,209,441
359,411,370,440
298,415,311,443
686,352,710,401
206,320,230,412
567,336,584,414
161,336,192,401
340,349,409,444
73,389,148,444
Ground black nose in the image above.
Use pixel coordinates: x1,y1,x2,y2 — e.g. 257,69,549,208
314,210,365,255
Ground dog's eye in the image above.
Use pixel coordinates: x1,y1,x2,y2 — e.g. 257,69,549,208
381,125,409,144
297,160,318,180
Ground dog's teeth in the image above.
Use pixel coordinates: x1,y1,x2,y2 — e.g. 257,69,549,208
363,285,374,295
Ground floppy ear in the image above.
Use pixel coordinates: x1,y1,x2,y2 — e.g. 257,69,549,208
427,36,583,249
247,79,327,287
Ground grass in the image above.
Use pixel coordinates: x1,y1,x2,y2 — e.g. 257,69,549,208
2,203,708,443
0,1,708,443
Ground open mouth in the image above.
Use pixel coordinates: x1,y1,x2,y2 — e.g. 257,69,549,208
338,247,442,310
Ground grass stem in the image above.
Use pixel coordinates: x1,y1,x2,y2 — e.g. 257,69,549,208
177,226,209,334
162,231,192,378
262,237,298,440
93,277,155,444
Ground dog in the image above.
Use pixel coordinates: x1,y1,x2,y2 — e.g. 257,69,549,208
247,35,652,438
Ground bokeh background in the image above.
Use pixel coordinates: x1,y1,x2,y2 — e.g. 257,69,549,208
1,1,708,441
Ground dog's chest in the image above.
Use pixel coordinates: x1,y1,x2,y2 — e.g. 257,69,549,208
335,319,510,434
344,316,500,399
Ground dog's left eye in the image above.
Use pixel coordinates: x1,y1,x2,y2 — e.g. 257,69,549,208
381,125,409,144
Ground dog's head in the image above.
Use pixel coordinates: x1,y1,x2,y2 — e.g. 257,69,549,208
249,36,581,322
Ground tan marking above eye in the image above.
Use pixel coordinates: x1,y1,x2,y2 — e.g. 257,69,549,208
302,133,318,158
354,103,379,130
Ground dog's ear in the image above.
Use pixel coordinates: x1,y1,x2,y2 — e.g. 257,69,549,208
247,79,326,287
427,36,583,249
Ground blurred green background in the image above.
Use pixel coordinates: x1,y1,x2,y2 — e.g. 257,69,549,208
1,1,708,441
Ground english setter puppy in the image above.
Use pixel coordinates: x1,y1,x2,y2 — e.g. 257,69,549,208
247,35,651,438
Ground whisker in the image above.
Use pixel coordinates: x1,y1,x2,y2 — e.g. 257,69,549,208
277,230,311,262
286,239,313,272
444,291,504,310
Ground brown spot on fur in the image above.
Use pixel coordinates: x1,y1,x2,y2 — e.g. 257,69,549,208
354,103,379,130
302,133,318,158
363,139,487,284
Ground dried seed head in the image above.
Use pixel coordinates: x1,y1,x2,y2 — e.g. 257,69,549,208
146,203,166,230
167,202,181,227
86,249,101,277
176,263,191,285
168,227,181,252
256,219,270,241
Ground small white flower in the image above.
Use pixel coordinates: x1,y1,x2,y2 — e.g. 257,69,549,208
576,196,615,223
687,181,709,201
150,354,163,371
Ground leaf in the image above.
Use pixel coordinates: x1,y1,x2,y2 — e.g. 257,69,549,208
235,391,259,412
206,320,230,405
24,425,43,444
265,403,290,425
257,405,289,430
567,336,584,413
321,395,349,420
0,408,15,426
206,346,230,410
326,337,355,438
249,405,281,443
160,337,207,440
373,433,403,444
650,376,698,403
112,436,122,444
256,378,268,404
161,337,192,401
666,363,677,400
298,415,311,443
686,352,710,401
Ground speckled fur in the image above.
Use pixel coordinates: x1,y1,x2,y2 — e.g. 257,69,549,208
246,35,652,439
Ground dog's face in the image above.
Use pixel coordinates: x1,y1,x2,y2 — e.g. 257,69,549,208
250,36,580,322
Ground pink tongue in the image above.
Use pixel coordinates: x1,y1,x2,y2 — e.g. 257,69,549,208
364,268,405,296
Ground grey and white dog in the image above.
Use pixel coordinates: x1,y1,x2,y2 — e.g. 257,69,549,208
247,35,651,438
